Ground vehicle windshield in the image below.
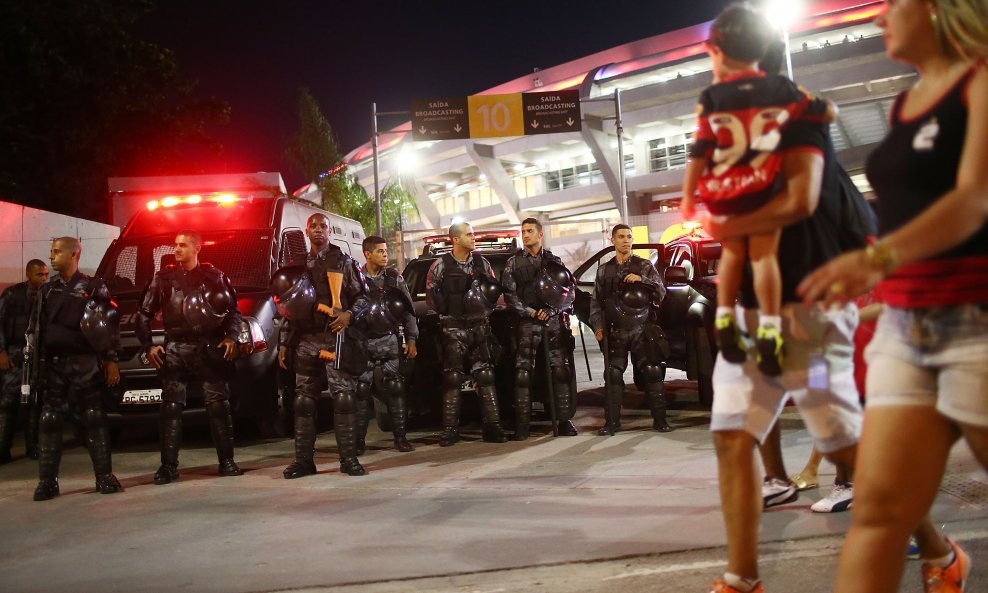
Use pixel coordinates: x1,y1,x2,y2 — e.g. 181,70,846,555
98,232,273,297
403,254,511,301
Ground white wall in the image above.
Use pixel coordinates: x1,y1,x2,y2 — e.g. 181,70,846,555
0,201,120,290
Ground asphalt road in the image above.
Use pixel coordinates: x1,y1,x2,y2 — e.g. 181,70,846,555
1,342,986,592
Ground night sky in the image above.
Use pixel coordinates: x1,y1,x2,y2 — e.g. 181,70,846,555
140,1,732,191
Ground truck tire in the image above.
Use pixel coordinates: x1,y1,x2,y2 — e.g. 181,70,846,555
692,326,715,408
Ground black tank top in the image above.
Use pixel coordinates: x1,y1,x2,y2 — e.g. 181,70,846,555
866,66,987,261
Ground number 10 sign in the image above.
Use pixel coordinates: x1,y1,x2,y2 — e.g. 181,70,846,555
411,90,581,141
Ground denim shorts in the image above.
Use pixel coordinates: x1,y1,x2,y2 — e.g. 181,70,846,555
865,303,988,427
710,303,863,453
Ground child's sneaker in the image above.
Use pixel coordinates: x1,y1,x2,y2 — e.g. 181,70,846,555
755,325,784,377
716,315,747,363
810,481,853,513
921,538,970,593
709,579,765,593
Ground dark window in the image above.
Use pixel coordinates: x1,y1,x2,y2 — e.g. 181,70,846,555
279,229,307,267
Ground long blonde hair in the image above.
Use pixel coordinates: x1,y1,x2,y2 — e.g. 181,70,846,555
934,0,988,59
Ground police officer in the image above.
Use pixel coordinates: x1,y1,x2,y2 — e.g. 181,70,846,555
501,218,578,440
28,238,122,500
426,222,507,446
355,236,418,452
590,224,672,435
138,230,244,484
278,213,369,478
0,260,48,463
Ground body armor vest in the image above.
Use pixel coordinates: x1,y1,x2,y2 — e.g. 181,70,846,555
156,263,227,340
601,255,652,329
311,246,355,331
440,253,485,317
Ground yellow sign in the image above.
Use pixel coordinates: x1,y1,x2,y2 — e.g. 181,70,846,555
632,225,651,259
467,94,525,138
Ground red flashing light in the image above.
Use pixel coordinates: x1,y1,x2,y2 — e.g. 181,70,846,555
146,192,241,211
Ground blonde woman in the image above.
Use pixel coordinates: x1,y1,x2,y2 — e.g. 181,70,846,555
799,0,988,591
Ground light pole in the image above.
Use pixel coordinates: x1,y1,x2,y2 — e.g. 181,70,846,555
764,0,801,80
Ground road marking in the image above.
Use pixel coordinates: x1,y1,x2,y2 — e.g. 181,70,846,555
603,529,988,581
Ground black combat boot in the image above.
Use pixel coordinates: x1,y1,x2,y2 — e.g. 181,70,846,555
334,410,366,476
284,413,318,479
552,366,578,437
207,401,242,477
647,381,672,433
155,402,182,485
597,379,623,436
389,388,413,452
34,407,62,501
82,405,121,494
477,384,506,443
439,426,460,447
482,423,508,443
557,420,579,436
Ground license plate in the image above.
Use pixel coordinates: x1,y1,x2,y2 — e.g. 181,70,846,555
121,389,162,405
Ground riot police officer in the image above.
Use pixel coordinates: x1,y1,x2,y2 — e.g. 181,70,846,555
0,259,48,463
138,230,244,484
425,222,507,446
590,224,672,435
277,213,369,478
501,218,578,440
355,236,418,452
28,238,122,500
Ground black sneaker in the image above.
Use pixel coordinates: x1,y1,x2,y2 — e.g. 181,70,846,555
755,325,784,377
716,315,747,363
96,473,122,494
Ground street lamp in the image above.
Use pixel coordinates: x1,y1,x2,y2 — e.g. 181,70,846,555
763,0,802,79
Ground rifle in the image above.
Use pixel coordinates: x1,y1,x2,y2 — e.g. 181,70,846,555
21,287,46,408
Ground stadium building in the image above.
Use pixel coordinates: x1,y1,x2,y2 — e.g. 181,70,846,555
340,0,908,269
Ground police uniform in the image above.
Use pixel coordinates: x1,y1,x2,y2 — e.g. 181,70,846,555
137,262,244,483
355,265,418,452
501,248,578,439
589,255,672,434
280,244,369,478
0,282,41,462
28,272,121,500
425,252,507,446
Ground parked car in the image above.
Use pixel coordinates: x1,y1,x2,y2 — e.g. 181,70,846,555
571,229,720,406
391,229,576,431
97,193,366,435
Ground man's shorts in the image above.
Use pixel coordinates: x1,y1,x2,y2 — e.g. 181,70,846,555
710,303,862,454
865,303,988,427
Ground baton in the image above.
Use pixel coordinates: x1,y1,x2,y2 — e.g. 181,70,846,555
578,321,592,380
541,322,558,436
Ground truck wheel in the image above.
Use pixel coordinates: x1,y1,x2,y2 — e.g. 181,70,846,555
374,397,392,432
692,326,715,408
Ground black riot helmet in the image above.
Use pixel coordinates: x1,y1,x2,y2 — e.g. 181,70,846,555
605,283,652,327
80,297,120,352
363,288,413,335
536,260,576,311
182,277,232,333
462,276,502,316
270,266,315,320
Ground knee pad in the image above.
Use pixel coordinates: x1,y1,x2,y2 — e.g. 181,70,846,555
551,365,570,384
82,405,104,430
605,366,624,386
334,390,356,414
640,363,664,383
514,368,531,388
474,367,496,387
293,394,316,418
161,401,184,421
443,371,465,391
384,376,404,398
356,381,373,401
39,406,60,431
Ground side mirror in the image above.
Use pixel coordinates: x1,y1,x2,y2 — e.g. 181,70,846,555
664,265,689,285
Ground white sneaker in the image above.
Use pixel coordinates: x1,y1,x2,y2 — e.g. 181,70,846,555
811,481,853,513
762,477,798,509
